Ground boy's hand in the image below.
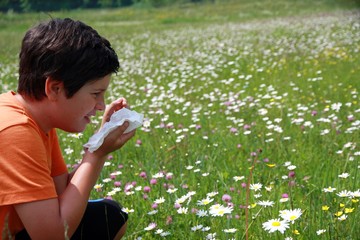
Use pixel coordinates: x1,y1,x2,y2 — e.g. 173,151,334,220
91,97,135,157
94,121,136,157
101,97,128,127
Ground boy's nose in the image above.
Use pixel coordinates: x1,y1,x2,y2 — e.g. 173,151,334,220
96,100,106,111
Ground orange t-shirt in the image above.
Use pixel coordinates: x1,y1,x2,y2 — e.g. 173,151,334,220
0,91,68,239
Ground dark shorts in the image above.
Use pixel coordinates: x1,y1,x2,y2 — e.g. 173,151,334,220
15,199,128,240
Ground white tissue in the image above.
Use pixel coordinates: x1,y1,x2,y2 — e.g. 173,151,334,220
84,108,144,153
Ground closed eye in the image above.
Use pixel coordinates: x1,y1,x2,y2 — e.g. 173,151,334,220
92,93,101,98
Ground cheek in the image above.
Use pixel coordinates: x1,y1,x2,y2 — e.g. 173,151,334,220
65,97,90,116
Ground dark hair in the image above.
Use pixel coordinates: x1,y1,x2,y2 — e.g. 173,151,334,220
17,18,119,100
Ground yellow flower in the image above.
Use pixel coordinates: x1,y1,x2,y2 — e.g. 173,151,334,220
339,203,345,208
266,164,276,168
334,211,343,217
344,208,354,213
352,199,359,203
251,203,257,208
322,205,330,211
293,229,300,235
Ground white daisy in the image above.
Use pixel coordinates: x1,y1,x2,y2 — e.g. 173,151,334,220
336,190,352,198
316,229,326,235
154,197,165,204
323,186,336,192
351,190,360,198
338,172,350,178
233,176,245,181
155,229,164,234
196,209,208,217
207,191,218,197
152,172,164,178
197,197,214,206
177,207,188,214
209,204,233,217
249,183,263,191
262,218,290,234
167,188,178,194
338,214,348,221
121,207,134,214
160,231,171,237
257,200,275,207
144,222,157,231
279,208,302,223
191,224,203,232
223,228,237,233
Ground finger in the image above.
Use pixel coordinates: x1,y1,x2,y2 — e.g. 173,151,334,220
102,98,128,125
118,128,136,144
108,98,127,113
117,121,130,133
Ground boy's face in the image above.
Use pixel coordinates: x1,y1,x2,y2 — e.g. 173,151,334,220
54,75,111,133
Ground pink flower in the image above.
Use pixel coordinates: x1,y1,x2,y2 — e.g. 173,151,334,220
281,193,289,198
222,194,232,202
289,181,296,187
139,171,147,179
143,186,151,193
347,115,355,122
166,216,173,225
230,127,238,133
243,124,251,130
150,179,157,185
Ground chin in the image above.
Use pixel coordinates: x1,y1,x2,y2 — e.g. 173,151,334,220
61,124,87,133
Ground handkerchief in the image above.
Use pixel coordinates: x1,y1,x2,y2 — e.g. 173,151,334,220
84,108,144,152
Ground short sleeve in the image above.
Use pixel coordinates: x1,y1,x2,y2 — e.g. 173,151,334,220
0,124,57,205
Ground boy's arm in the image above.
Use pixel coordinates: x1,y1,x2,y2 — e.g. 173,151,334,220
14,122,135,239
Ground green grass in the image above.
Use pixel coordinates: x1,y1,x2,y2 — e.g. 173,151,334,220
1,0,360,239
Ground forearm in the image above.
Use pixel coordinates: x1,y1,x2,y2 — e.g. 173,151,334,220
58,152,107,236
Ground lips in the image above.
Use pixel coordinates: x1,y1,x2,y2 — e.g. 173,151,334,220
85,111,97,123
84,115,91,123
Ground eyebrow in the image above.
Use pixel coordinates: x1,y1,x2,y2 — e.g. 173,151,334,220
93,88,107,92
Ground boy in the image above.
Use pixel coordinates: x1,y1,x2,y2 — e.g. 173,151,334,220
0,18,134,239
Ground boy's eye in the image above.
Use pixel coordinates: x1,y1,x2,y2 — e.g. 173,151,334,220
93,93,101,97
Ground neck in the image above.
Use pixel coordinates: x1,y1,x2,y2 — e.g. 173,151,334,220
15,94,52,134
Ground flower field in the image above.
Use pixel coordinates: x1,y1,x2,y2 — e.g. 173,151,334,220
0,1,359,239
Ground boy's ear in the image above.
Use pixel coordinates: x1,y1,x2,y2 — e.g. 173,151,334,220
45,77,63,101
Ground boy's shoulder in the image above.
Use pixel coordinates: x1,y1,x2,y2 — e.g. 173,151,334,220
0,91,30,131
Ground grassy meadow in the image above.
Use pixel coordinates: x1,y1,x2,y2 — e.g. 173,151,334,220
1,0,360,239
